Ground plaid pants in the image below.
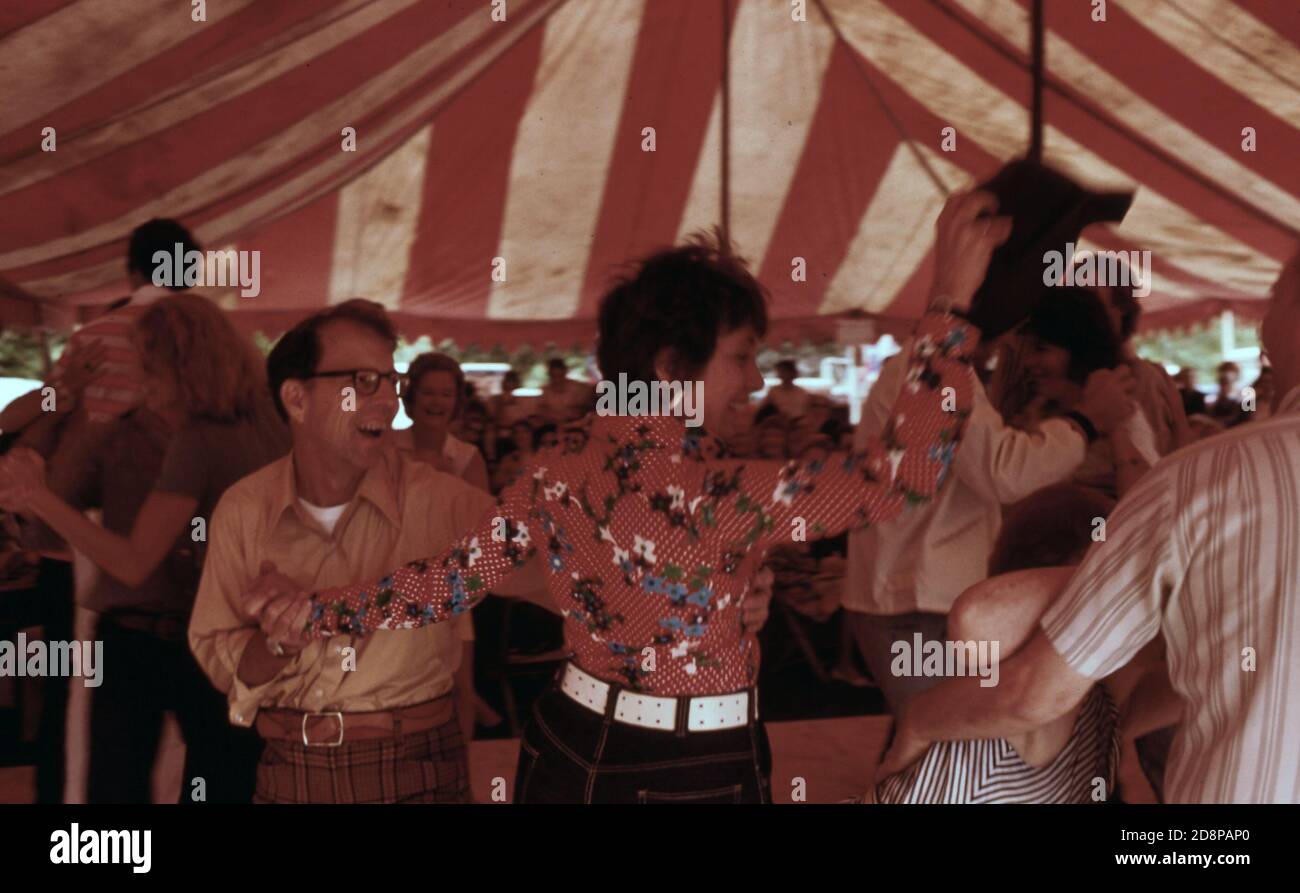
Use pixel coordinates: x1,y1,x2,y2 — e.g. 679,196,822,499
253,714,469,804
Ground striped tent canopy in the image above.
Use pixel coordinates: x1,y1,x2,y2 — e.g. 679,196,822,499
2,0,1297,345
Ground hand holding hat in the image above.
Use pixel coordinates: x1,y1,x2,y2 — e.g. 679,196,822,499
929,190,1014,315
963,159,1134,339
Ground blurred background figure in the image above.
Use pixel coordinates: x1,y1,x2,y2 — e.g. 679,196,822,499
561,424,587,455
532,423,559,454
1094,276,1191,454
0,219,202,444
395,352,489,492
1174,368,1206,417
490,439,525,495
538,358,592,424
758,359,811,421
1209,361,1246,427
1244,367,1275,423
489,370,529,434
0,294,287,803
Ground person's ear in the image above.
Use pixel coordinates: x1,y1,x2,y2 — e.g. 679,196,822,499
280,379,310,425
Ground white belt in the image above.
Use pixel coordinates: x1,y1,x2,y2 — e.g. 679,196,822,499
559,662,756,733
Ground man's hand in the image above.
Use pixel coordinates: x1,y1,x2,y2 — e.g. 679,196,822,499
742,565,774,635
242,561,312,653
1077,366,1138,435
929,190,1013,314
259,592,313,653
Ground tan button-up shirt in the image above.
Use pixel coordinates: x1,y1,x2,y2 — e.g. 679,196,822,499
189,448,535,726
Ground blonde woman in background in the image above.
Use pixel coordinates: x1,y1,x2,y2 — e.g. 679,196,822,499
0,294,289,802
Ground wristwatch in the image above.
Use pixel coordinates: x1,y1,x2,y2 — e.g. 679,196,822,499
1063,410,1100,443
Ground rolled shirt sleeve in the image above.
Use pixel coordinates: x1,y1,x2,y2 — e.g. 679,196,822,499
188,493,297,725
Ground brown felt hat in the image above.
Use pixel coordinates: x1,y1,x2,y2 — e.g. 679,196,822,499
966,158,1134,339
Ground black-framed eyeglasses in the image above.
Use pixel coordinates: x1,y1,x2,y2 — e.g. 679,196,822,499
304,368,410,397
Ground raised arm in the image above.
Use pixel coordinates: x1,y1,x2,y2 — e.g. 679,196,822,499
709,310,978,551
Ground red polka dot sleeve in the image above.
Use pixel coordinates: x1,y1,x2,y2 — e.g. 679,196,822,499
304,313,977,681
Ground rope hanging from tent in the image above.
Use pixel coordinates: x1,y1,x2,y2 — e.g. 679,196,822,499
1029,0,1045,161
720,0,733,246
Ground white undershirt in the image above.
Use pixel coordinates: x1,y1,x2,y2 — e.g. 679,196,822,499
297,498,348,535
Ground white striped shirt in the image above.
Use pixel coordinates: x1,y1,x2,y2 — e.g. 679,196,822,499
1041,384,1300,803
876,685,1118,803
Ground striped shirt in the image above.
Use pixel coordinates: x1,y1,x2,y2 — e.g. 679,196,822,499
50,285,169,422
875,685,1118,803
1041,384,1300,803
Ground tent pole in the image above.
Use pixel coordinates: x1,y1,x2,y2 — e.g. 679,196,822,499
1029,0,1044,161
720,0,732,246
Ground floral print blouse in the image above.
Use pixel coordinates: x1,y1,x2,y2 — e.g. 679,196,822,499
306,313,976,695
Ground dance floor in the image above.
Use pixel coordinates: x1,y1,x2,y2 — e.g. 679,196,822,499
0,715,1155,804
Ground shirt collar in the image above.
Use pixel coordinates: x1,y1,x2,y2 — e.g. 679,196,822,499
1277,384,1300,416
271,448,403,531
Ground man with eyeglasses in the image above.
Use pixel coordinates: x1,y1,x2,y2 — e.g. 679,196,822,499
188,299,545,802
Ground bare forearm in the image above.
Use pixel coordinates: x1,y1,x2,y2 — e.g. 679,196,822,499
906,633,1095,748
906,673,1047,743
0,390,48,434
29,487,146,584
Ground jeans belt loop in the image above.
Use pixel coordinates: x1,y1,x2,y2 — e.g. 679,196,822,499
674,695,691,739
602,680,621,723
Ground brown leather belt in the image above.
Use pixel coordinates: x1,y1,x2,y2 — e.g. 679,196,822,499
255,695,454,747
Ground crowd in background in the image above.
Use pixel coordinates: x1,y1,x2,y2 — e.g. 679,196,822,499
0,199,1289,805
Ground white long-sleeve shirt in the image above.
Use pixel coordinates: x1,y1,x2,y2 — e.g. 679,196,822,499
843,344,1086,615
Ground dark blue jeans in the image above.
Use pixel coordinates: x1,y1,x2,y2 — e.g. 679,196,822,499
514,683,772,803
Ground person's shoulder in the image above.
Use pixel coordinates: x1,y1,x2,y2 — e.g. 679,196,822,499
393,452,494,517
1149,416,1269,475
215,453,292,514
393,449,479,497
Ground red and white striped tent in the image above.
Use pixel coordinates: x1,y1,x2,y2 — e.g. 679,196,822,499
2,0,1297,345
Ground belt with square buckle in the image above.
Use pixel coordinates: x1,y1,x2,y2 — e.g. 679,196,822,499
301,711,344,747
255,696,454,747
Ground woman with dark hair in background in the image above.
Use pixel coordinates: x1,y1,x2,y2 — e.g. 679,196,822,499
247,193,1013,803
394,352,490,492
0,294,288,802
993,286,1156,499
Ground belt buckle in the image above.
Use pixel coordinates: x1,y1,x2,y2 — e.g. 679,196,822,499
301,711,345,747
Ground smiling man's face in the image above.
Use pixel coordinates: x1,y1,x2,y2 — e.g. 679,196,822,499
298,319,399,472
